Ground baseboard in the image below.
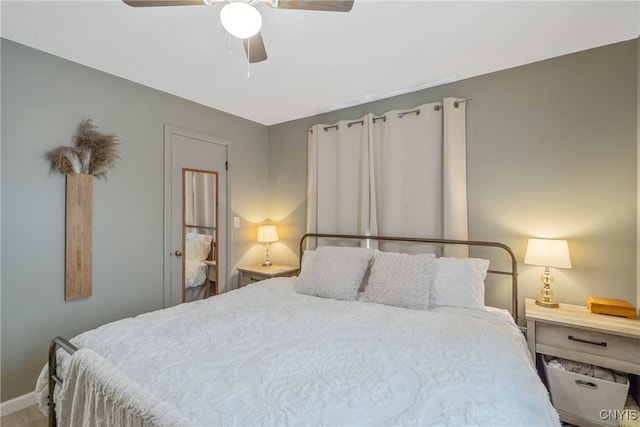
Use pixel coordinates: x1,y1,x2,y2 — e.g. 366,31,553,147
0,392,36,416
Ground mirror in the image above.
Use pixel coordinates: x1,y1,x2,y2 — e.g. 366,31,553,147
182,168,218,302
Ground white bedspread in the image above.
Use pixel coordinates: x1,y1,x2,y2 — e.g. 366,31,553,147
36,277,559,426
184,259,206,289
59,348,191,427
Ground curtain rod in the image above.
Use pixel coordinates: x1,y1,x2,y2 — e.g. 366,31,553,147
306,98,471,133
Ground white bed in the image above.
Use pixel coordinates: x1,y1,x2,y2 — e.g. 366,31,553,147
36,235,560,426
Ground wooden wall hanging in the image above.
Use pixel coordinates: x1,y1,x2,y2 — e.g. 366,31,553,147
65,174,93,300
47,119,119,301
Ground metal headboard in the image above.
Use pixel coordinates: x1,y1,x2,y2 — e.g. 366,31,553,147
185,224,216,233
299,233,519,321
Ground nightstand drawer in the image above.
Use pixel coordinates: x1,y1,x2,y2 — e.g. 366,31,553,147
537,323,640,373
239,273,268,287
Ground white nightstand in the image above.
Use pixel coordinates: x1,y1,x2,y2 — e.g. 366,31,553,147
203,260,217,297
237,264,299,288
525,298,640,425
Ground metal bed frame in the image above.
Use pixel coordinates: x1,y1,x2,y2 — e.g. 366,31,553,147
48,337,78,427
47,233,518,427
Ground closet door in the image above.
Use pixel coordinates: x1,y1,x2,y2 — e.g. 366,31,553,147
164,126,228,306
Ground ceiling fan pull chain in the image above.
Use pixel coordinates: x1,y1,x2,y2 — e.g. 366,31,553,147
226,0,232,58
247,41,251,78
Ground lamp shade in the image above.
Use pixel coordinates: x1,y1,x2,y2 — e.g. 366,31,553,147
220,2,262,39
524,239,572,269
257,225,278,243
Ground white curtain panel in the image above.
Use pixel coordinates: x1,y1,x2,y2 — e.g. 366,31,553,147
306,116,373,248
371,102,442,254
185,172,196,226
185,172,216,229
307,98,468,255
196,172,216,229
442,98,469,257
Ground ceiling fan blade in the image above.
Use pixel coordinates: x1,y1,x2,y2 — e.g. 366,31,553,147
123,0,206,7
275,0,353,12
243,32,268,63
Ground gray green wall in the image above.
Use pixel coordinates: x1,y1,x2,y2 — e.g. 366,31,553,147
269,40,638,318
1,39,269,401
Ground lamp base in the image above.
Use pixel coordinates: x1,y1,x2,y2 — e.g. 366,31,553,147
535,298,559,308
536,268,559,308
261,242,272,267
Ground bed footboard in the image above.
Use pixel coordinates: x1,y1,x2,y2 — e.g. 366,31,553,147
48,336,78,427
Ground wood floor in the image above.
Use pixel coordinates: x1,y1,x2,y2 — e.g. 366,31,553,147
1,405,46,427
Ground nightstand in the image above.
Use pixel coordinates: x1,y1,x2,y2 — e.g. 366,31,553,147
203,260,217,297
237,264,299,288
526,298,640,426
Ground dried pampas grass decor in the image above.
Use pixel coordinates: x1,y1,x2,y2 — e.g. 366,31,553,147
47,119,119,179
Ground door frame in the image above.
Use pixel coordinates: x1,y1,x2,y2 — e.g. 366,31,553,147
163,125,231,308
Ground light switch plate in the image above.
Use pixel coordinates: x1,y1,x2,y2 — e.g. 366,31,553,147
233,217,240,228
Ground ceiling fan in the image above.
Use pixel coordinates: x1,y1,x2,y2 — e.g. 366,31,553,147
122,0,354,63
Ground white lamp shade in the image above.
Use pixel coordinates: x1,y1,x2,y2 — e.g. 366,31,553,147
220,2,262,39
524,239,572,269
257,225,278,243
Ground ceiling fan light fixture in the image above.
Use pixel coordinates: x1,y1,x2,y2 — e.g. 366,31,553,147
220,2,263,39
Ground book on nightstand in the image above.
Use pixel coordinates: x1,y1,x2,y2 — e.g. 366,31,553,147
586,296,637,319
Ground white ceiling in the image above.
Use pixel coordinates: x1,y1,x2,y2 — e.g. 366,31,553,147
2,0,639,125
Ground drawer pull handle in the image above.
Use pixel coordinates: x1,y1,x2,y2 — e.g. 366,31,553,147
568,335,607,347
575,379,598,389
250,276,261,281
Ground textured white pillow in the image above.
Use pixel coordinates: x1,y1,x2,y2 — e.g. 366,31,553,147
296,246,373,301
300,249,316,273
185,233,212,261
430,257,490,309
365,251,435,310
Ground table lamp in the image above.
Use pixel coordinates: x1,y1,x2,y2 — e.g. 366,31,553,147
524,238,572,308
257,225,278,266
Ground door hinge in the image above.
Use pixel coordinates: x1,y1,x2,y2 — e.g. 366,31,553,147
225,161,228,170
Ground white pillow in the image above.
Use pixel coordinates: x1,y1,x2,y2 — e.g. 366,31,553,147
300,249,316,273
365,251,435,310
296,246,373,301
429,257,490,309
185,233,213,262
